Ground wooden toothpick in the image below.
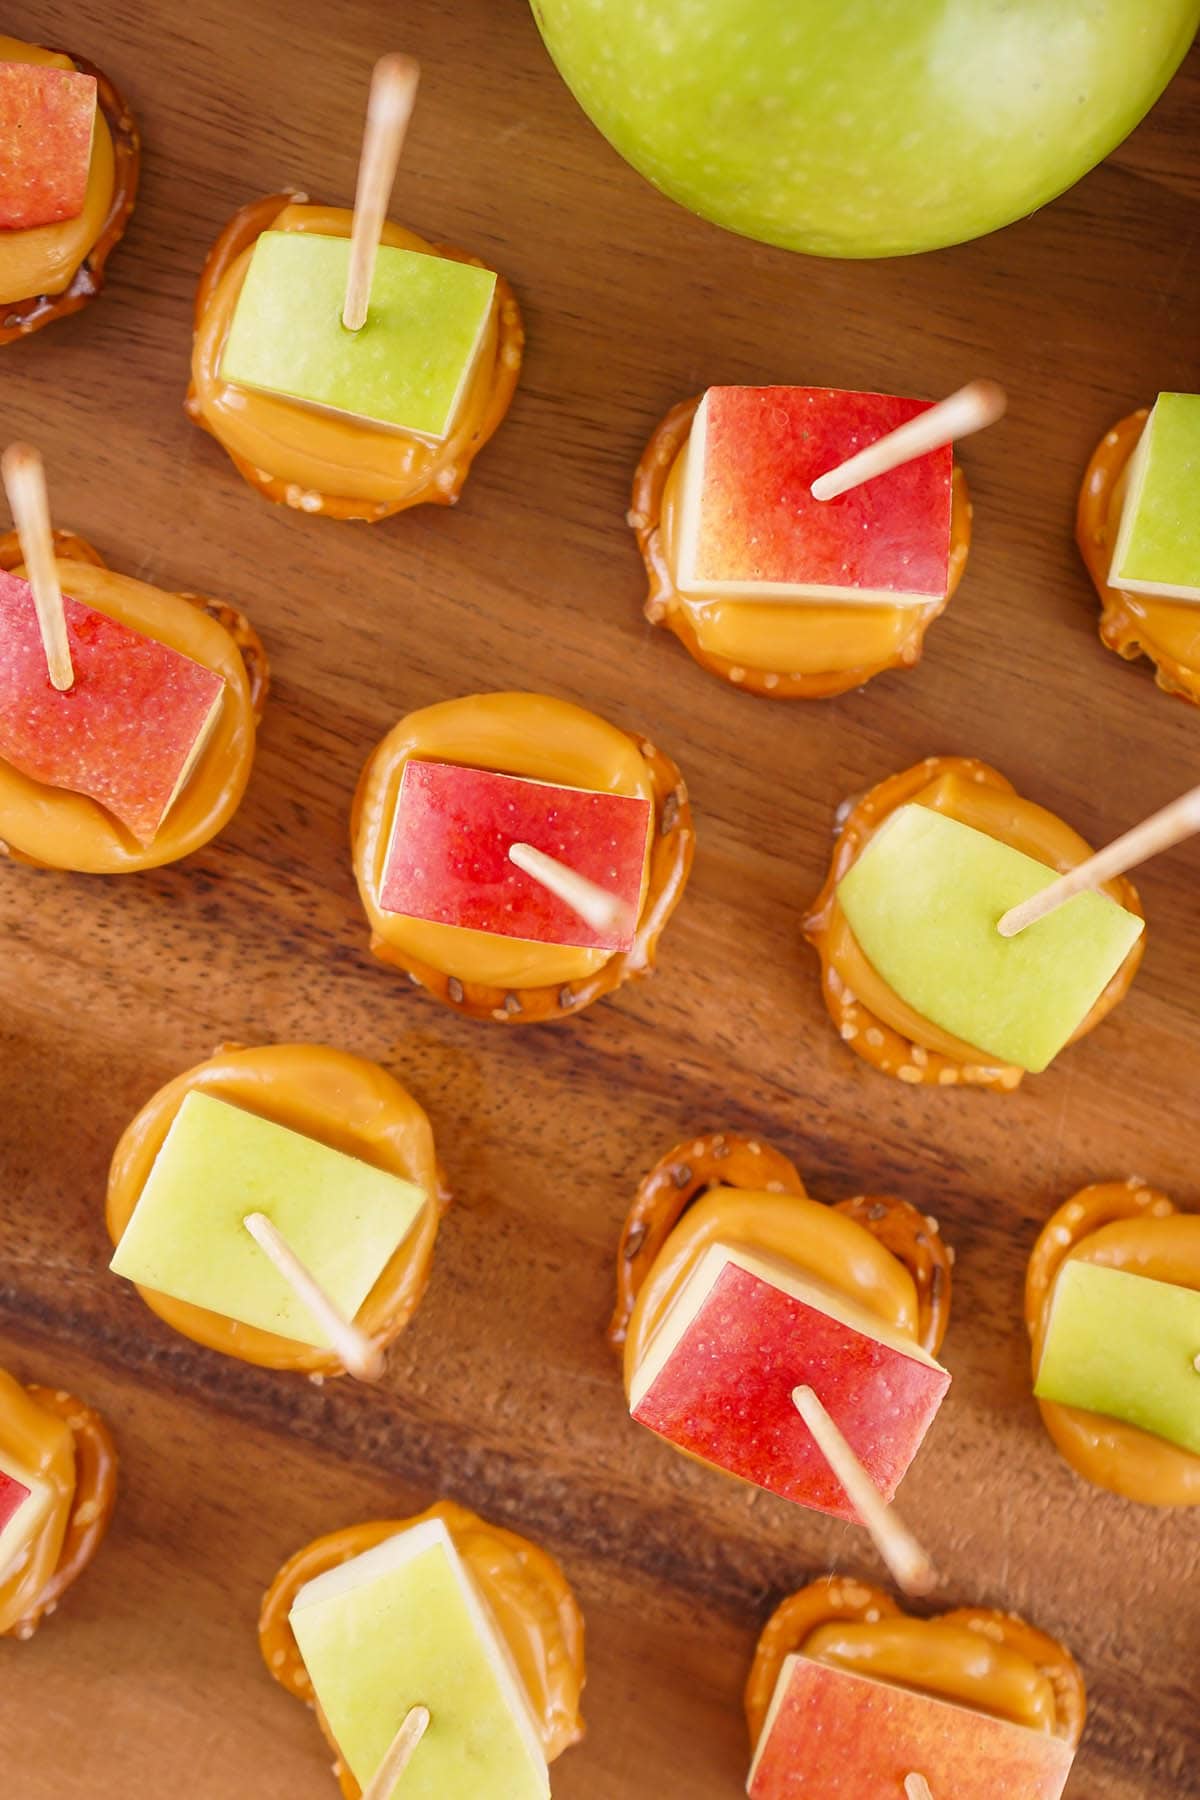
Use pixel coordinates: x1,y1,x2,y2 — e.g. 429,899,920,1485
243,1212,385,1382
2,443,73,691
997,782,1200,937
508,841,633,937
342,53,421,332
360,1705,431,1800
810,379,1007,502
792,1386,936,1597
904,1776,934,1800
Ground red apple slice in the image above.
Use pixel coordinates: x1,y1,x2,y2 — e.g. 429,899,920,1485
380,759,651,951
676,386,952,603
0,1466,30,1532
0,63,97,231
748,1654,1075,1799
630,1244,949,1519
0,568,225,846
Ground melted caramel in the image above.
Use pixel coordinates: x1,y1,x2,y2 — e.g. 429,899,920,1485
0,1372,117,1639
631,397,971,698
1078,409,1200,706
106,1043,448,1375
610,1133,951,1402
188,199,523,520
1027,1179,1200,1505
259,1499,585,1798
802,757,1144,1090
0,531,263,872
351,692,694,1023
745,1579,1086,1753
0,40,138,342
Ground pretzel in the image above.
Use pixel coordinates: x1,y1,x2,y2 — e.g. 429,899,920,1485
0,51,139,345
609,1131,951,1358
352,727,693,1024
187,195,523,521
802,756,1144,1090
258,1500,586,1797
1078,409,1200,707
1026,1179,1200,1504
630,395,971,699
745,1577,1086,1754
1,1383,118,1640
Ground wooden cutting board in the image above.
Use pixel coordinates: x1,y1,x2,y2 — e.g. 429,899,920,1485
2,3,1198,1794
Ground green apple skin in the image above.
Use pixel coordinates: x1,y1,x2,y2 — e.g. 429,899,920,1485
1035,1258,1200,1455
530,1,1200,257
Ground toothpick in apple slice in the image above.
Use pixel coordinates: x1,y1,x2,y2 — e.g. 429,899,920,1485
360,1704,431,1800
998,780,1200,938
1,442,73,691
342,52,421,333
792,1385,936,1597
810,379,1007,502
243,1212,385,1381
508,840,635,938
904,1776,935,1800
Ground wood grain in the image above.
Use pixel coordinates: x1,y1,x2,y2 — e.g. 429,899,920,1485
2,3,1199,1794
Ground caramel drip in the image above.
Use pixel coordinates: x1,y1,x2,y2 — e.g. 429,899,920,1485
630,396,971,698
0,1373,117,1639
0,40,139,342
258,1499,586,1796
351,692,694,1023
608,1133,952,1399
0,529,265,872
745,1578,1085,1752
187,197,523,520
105,1043,448,1375
1078,410,1200,707
802,756,1144,1090
1026,1179,1200,1504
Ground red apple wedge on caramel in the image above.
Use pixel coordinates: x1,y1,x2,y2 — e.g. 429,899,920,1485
630,1244,950,1519
380,758,651,951
0,62,97,230
0,568,225,845
675,387,953,604
748,1655,1075,1799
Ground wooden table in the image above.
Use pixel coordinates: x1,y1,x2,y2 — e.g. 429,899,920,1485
3,4,1198,1794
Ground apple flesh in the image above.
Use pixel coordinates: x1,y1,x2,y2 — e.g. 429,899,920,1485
1035,1259,1200,1455
0,62,96,231
748,1653,1075,1799
109,1090,426,1346
290,1516,549,1800
1109,393,1200,601
220,232,498,440
0,1445,53,1582
381,758,651,952
676,387,952,605
630,1242,949,1519
836,804,1144,1072
530,1,1200,258
0,568,225,846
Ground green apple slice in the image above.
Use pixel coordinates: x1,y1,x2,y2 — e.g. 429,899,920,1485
290,1517,549,1800
219,231,498,440
109,1090,425,1345
836,804,1143,1072
1109,393,1200,601
1035,1260,1200,1453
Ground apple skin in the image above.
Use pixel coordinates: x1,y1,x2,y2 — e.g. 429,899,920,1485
750,1655,1075,1799
631,1261,949,1520
530,0,1200,257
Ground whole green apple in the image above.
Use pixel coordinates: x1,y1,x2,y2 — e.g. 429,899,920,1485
530,0,1199,256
